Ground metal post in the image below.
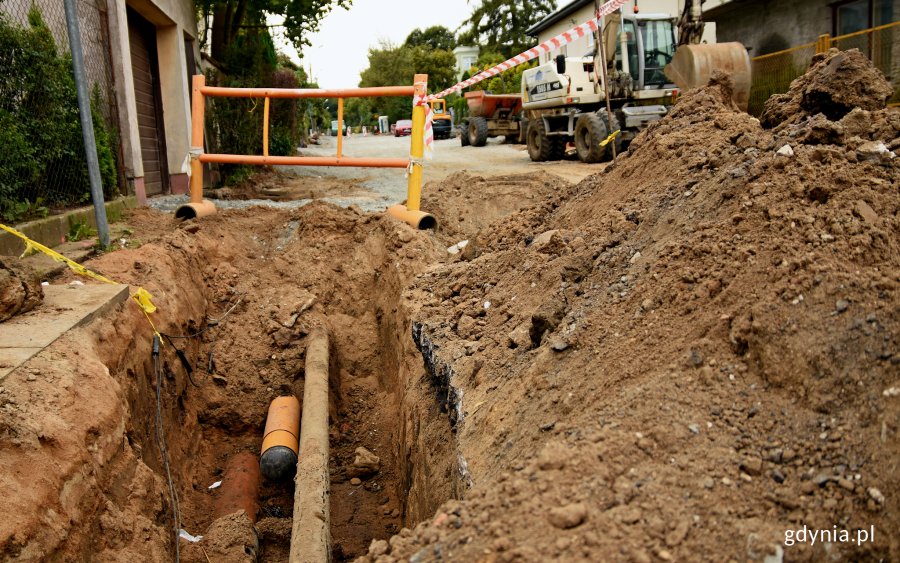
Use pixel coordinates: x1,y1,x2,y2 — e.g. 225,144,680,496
407,74,427,212
64,0,110,248
595,1,617,160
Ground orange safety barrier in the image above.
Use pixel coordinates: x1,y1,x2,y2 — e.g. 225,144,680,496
176,74,436,229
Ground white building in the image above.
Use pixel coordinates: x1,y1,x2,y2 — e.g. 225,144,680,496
453,45,480,80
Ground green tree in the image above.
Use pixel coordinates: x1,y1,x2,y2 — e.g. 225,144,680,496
404,25,456,51
198,0,352,66
459,0,556,57
358,41,456,124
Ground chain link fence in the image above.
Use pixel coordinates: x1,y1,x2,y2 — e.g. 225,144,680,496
749,21,900,116
0,0,123,225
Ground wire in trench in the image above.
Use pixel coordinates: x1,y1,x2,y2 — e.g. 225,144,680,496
153,334,181,562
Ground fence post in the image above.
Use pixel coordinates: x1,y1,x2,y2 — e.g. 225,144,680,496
406,74,427,212
816,34,832,53
63,0,110,248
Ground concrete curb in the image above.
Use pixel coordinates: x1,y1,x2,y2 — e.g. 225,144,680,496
0,197,138,256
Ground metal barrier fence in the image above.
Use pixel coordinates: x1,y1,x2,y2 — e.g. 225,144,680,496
749,21,900,116
177,74,436,229
0,0,123,224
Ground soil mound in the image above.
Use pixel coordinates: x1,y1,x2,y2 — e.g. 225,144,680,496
761,48,894,127
372,57,900,561
0,257,43,322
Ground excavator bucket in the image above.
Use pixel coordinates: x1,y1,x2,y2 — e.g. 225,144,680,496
665,42,752,112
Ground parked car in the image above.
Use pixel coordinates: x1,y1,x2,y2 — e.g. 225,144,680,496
394,119,412,137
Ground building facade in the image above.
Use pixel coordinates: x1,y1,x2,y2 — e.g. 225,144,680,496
0,0,200,204
705,0,897,56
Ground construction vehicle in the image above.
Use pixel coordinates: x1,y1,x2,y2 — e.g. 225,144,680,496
459,90,524,147
428,99,453,139
521,1,750,163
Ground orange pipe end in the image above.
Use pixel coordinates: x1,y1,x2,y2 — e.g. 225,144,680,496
261,396,301,481
387,204,437,230
174,199,216,220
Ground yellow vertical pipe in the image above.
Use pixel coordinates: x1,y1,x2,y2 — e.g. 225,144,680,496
336,98,344,158
816,34,831,53
190,74,205,204
406,73,427,212
263,96,270,157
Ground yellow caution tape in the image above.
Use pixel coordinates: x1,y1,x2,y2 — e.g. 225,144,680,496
0,222,161,336
599,130,621,148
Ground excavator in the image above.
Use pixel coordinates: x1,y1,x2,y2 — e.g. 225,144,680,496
521,0,751,163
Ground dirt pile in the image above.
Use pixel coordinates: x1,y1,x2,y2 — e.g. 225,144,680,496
762,48,894,127
366,51,899,561
0,257,43,322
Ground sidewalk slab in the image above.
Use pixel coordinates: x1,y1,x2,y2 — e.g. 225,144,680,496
0,283,129,381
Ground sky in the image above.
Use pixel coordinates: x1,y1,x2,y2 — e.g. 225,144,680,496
272,0,565,89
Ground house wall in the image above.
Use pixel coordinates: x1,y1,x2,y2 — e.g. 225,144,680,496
107,0,199,200
708,0,834,56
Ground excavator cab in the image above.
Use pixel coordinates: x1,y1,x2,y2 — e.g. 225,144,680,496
605,13,678,92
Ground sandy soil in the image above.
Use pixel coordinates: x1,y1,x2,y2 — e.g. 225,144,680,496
0,49,897,563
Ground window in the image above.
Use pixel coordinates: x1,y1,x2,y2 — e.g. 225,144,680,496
613,21,639,82
836,0,869,35
640,19,676,87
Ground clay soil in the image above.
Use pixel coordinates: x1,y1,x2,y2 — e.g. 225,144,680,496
0,49,897,562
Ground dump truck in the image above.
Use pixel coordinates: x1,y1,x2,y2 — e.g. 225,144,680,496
428,99,453,139
521,1,750,163
459,90,524,147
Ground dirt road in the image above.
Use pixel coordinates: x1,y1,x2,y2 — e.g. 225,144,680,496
150,134,605,213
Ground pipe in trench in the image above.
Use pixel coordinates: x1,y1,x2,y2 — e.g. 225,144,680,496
289,328,331,563
260,396,301,481
214,451,261,523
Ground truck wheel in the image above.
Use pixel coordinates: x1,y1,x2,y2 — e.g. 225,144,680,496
526,119,554,161
600,111,623,161
468,117,489,147
460,121,470,147
574,113,609,163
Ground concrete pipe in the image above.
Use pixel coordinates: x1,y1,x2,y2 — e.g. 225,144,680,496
174,199,217,220
214,451,261,523
260,396,301,481
290,328,331,563
387,204,437,230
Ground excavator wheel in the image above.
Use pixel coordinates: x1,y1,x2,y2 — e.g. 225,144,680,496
574,113,609,163
527,119,555,162
468,117,489,147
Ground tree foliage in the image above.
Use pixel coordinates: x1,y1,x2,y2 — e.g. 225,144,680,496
458,0,556,57
404,25,456,51
198,0,352,66
358,39,456,125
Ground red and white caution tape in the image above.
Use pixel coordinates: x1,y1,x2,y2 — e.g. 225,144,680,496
426,0,629,101
414,85,434,160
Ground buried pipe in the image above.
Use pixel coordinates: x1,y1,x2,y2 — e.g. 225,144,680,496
260,396,301,481
289,328,331,563
387,204,437,230
214,452,261,523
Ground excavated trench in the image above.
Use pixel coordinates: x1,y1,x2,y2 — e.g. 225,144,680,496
0,206,461,561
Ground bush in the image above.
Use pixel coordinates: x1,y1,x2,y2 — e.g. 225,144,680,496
0,8,119,223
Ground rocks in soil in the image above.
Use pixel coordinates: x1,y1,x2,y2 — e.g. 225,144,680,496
0,257,43,322
348,446,381,478
546,502,588,529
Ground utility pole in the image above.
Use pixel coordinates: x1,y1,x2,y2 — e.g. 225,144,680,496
64,0,110,248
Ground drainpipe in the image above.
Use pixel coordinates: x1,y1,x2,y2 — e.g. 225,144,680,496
289,328,331,563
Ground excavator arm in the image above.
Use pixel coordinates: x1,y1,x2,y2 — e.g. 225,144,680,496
677,0,706,46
